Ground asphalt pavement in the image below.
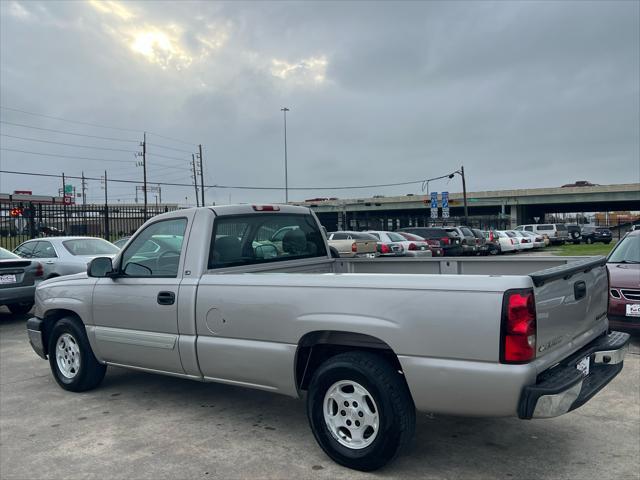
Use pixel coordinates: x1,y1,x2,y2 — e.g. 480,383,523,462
1,307,638,480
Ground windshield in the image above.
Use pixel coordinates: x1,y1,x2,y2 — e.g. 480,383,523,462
62,238,119,256
0,247,19,259
608,235,640,263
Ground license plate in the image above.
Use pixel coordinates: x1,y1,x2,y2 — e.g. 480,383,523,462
0,274,17,284
576,356,590,377
420,246,425,250
626,304,640,317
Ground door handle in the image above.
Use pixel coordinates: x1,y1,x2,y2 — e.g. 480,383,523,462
157,291,175,305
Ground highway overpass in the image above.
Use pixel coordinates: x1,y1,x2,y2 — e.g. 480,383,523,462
292,183,640,230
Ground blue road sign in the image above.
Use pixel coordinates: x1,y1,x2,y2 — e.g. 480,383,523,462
442,191,449,208
430,192,438,209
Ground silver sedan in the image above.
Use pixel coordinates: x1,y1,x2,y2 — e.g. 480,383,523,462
13,237,119,279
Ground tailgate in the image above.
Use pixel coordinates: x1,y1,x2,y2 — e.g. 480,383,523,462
530,257,608,360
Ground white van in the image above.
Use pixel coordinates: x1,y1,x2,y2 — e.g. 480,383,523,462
515,224,569,244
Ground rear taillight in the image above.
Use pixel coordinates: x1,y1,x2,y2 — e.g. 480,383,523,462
379,243,391,254
501,289,536,363
408,243,417,251
475,238,480,245
441,237,450,245
351,242,358,253
35,263,44,277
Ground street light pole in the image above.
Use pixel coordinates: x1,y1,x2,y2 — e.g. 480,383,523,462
448,165,469,225
281,107,290,203
460,165,468,225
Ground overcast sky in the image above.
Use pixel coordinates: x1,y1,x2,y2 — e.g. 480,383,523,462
1,0,639,205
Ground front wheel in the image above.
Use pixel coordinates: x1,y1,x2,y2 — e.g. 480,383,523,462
306,352,415,471
48,317,106,392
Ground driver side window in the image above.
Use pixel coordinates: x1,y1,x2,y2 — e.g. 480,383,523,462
120,218,187,277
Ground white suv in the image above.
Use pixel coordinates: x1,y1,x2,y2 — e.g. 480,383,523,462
515,224,569,245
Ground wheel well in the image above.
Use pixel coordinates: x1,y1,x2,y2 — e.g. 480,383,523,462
41,309,82,356
295,331,405,392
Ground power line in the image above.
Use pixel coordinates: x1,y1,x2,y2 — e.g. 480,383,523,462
0,168,457,192
0,147,136,164
147,142,195,154
0,120,139,143
0,133,137,153
146,151,193,162
0,106,140,133
0,106,197,146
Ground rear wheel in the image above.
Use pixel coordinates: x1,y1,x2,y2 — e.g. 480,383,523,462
306,352,415,471
7,302,33,315
48,317,106,392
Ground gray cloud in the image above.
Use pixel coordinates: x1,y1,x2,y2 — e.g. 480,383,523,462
1,0,638,206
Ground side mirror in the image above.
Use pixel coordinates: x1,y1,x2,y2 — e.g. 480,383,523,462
88,257,114,277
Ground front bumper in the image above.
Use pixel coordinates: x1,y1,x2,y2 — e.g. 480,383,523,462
518,331,630,419
26,317,47,359
608,314,640,332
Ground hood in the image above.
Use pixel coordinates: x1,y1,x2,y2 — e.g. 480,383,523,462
39,271,88,287
607,263,640,289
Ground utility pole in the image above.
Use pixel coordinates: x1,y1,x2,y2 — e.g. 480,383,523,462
198,144,205,206
281,107,290,203
191,154,200,207
461,165,468,225
61,172,68,233
81,171,87,206
102,170,110,240
142,132,148,220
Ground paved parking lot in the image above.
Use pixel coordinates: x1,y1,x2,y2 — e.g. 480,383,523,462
1,308,638,480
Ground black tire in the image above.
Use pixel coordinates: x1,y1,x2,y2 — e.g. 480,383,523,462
586,237,593,244
7,302,33,315
48,317,106,392
604,241,611,245
306,351,415,471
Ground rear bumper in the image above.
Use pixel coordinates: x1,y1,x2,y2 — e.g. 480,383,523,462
26,316,47,359
0,285,36,305
518,331,630,419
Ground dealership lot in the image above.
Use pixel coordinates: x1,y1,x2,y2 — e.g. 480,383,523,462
0,308,638,480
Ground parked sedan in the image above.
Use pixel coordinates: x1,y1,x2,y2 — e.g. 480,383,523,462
510,231,534,251
0,247,43,314
396,232,444,257
397,227,463,256
521,230,546,249
607,229,640,332
326,232,378,257
581,226,613,244
13,237,119,279
365,231,431,257
494,230,518,253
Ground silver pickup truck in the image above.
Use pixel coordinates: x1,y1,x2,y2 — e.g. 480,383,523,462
26,205,630,471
